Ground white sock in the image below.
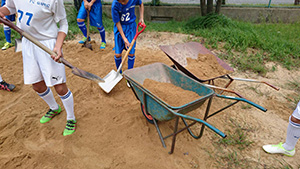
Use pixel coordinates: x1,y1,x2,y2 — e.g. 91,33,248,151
283,116,300,151
59,90,75,121
37,87,59,110
0,74,3,82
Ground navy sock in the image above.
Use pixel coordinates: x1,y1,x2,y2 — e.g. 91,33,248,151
77,21,87,37
114,55,122,74
128,55,135,69
97,26,106,43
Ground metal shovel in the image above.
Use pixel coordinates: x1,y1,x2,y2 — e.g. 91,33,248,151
0,17,104,83
99,23,146,93
14,38,22,52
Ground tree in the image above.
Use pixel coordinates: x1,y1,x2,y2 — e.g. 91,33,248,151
74,0,83,11
200,0,223,16
295,0,300,5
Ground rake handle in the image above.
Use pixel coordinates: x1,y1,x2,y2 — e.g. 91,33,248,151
0,17,73,69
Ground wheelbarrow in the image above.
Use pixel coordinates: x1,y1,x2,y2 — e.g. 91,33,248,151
123,62,266,154
159,42,280,91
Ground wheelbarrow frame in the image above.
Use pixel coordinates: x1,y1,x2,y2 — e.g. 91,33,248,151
124,63,266,154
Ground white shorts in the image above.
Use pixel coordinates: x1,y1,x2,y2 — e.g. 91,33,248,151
22,38,66,87
292,100,300,120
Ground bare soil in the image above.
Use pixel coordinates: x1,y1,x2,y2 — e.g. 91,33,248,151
0,31,299,168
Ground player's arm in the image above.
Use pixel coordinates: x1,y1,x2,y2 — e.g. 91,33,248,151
139,2,145,25
116,21,130,49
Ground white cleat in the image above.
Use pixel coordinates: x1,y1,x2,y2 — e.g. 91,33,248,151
262,142,295,157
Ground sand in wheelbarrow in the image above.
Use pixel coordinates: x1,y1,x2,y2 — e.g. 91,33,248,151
143,79,202,107
186,53,233,80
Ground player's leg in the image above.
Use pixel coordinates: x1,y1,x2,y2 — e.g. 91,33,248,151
90,3,106,49
114,26,125,74
127,23,137,70
77,2,89,44
0,74,15,91
2,14,15,50
54,83,76,136
262,101,300,157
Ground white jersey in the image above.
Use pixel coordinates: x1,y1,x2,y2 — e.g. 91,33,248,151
5,0,68,40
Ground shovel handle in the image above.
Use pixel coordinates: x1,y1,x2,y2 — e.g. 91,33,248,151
0,17,73,69
117,22,146,73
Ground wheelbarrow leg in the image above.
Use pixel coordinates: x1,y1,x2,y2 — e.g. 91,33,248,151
198,96,213,139
169,116,179,154
153,117,166,148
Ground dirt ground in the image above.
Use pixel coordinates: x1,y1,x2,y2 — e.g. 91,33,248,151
0,31,299,168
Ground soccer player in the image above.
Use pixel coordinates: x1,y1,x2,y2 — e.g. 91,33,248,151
77,0,106,49
0,73,15,91
1,0,15,50
263,101,300,157
0,0,76,136
111,0,144,87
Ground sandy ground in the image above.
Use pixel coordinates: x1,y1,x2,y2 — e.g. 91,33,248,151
0,31,299,168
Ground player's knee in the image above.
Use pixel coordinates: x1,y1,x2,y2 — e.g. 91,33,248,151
77,18,84,22
54,83,68,96
291,115,300,124
115,54,122,58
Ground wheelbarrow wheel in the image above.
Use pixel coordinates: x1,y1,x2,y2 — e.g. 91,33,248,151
140,103,154,124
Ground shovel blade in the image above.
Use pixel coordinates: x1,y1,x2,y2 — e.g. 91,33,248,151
15,38,22,52
99,70,123,93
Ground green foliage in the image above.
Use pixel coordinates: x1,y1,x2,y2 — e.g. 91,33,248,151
185,13,235,29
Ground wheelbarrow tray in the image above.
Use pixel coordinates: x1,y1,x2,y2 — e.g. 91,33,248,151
123,62,214,121
159,42,234,82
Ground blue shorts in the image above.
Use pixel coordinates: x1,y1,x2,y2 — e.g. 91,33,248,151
77,1,103,28
1,0,15,22
114,22,137,55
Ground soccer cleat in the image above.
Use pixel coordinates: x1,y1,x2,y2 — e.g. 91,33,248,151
63,120,76,136
262,142,295,157
126,81,131,88
100,42,106,50
0,80,15,91
40,105,62,124
78,37,90,44
1,42,13,50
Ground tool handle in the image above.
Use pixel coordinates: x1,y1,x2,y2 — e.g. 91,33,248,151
0,17,73,69
117,23,147,73
86,9,90,41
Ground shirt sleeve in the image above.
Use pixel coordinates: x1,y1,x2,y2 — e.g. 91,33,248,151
4,0,16,15
136,0,142,5
111,3,120,24
52,0,68,34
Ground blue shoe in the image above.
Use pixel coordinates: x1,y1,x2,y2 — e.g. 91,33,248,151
78,37,91,44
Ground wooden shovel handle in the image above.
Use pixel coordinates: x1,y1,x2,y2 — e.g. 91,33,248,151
0,17,73,69
117,23,146,73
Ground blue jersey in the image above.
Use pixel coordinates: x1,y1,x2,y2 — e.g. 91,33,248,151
111,0,142,25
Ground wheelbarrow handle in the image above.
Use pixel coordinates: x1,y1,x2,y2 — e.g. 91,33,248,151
215,94,267,112
171,111,226,138
225,77,280,91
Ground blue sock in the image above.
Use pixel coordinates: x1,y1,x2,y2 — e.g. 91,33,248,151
114,55,122,74
4,26,11,43
97,26,106,43
77,21,87,37
128,55,135,69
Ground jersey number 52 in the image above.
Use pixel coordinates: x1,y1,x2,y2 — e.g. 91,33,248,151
18,10,33,26
121,13,130,22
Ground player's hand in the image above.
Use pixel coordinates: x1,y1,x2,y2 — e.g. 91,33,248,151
124,38,130,50
51,47,63,62
0,12,5,19
139,19,145,26
86,2,92,11
84,1,89,10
